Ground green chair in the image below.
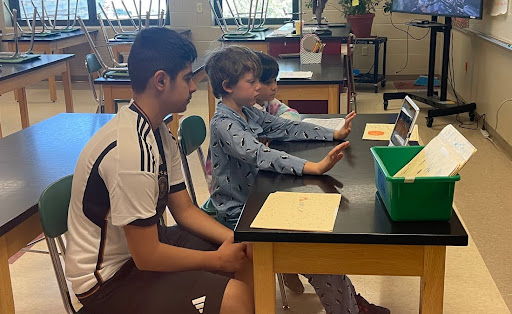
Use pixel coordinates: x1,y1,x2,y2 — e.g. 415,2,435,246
177,115,217,218
85,53,129,113
85,54,103,113
38,175,86,314
177,116,290,308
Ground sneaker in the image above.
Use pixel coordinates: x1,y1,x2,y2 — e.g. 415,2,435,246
355,294,390,314
282,273,305,294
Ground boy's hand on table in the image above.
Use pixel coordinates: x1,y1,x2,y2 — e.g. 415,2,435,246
334,111,356,140
215,235,248,272
303,141,350,175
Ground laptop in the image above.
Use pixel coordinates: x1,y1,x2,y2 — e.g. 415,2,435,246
389,96,420,146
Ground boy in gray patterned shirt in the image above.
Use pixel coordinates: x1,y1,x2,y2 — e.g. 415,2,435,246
205,46,389,314
206,46,355,227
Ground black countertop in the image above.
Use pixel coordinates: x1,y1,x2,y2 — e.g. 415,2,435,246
0,54,74,81
235,114,468,246
0,113,114,237
277,55,344,85
2,30,97,42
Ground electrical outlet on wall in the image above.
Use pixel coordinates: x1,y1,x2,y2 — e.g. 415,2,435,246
361,46,368,56
196,3,203,14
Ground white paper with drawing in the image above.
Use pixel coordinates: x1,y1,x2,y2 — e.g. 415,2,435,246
394,124,476,178
362,123,419,141
250,192,341,232
302,118,345,131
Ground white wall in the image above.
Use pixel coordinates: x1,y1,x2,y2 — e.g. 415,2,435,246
452,29,512,152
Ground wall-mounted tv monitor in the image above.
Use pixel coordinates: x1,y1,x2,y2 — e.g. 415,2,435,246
391,0,483,19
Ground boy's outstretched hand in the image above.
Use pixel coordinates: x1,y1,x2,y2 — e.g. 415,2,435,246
303,141,350,175
334,111,356,140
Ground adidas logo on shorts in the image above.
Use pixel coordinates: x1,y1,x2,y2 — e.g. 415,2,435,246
192,295,206,313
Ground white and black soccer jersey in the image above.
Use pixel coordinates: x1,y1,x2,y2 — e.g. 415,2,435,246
64,102,186,297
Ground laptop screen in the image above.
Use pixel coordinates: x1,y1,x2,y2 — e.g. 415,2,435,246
390,98,419,146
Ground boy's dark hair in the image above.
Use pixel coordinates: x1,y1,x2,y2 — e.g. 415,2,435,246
205,46,262,98
255,51,279,84
128,28,197,93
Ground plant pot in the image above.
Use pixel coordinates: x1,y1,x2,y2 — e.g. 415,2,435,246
347,13,375,38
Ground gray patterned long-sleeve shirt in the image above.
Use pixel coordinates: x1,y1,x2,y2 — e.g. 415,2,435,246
210,103,335,223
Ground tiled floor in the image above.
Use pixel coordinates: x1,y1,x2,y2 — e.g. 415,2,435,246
1,81,511,313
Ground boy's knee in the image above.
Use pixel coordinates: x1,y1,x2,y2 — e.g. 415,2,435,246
220,279,254,314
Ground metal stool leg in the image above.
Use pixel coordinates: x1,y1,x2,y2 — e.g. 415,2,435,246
277,273,290,309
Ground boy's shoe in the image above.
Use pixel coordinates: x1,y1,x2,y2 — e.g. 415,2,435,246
355,294,390,314
283,273,305,294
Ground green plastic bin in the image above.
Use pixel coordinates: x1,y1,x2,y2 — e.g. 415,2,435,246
370,146,460,221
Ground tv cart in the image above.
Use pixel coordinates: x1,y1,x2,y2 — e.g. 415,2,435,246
383,16,476,127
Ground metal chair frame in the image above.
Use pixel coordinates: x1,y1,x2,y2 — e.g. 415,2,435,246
50,0,80,32
209,0,259,38
77,16,129,72
0,8,37,60
38,175,84,314
343,33,357,113
177,115,291,310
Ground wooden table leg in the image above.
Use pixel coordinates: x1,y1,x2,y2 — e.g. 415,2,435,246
328,84,340,114
61,61,74,113
253,242,276,314
48,76,57,102
102,87,116,114
419,246,446,314
48,49,61,102
8,42,20,104
16,88,30,129
0,236,15,314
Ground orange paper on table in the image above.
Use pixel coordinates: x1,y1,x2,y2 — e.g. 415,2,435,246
362,123,419,141
250,192,341,232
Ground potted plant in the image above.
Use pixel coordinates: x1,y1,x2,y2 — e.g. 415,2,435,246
340,0,382,37
306,0,391,38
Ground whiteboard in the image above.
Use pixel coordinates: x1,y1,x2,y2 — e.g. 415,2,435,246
469,0,512,45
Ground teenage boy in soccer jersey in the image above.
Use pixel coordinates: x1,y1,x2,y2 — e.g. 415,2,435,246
65,28,254,314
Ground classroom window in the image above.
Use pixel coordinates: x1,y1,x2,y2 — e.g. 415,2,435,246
8,0,167,26
215,0,297,25
11,0,90,21
97,0,166,21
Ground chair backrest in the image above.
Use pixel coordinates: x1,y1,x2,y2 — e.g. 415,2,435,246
39,175,73,238
38,175,82,314
85,53,102,109
85,53,102,74
178,115,207,156
177,116,208,207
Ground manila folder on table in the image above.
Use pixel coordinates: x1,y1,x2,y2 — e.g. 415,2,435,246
250,191,341,232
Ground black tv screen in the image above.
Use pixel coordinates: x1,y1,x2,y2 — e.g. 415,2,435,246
392,0,483,19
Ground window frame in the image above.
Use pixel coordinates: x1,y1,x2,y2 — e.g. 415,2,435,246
212,0,299,26
8,0,170,27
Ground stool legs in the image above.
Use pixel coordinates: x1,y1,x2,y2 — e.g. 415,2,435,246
277,273,290,309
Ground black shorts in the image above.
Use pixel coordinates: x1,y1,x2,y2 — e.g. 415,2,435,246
79,225,232,314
